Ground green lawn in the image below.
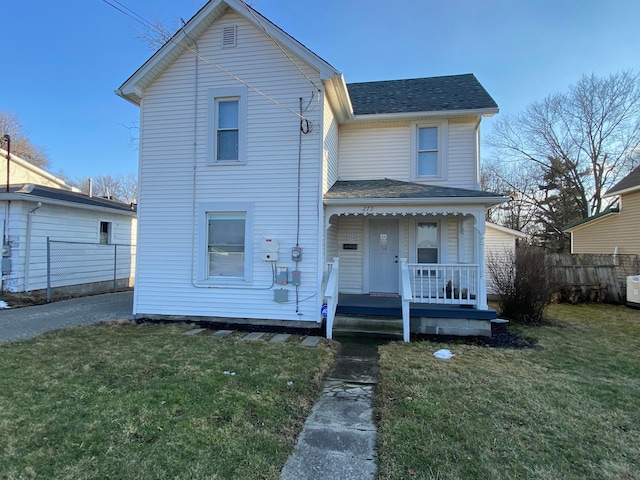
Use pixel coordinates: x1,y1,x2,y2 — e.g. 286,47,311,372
376,304,640,480
0,322,335,480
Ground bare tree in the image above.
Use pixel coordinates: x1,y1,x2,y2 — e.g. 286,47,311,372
0,111,49,169
72,173,138,204
488,71,640,219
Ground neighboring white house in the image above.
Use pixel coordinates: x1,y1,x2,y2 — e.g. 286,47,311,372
485,222,527,295
0,150,137,294
116,0,509,339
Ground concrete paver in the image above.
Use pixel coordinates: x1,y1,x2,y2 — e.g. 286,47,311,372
280,337,380,479
241,332,265,341
270,333,291,344
301,335,321,347
184,328,206,335
211,329,233,338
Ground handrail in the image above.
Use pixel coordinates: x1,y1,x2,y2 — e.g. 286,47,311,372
400,258,413,342
323,257,340,339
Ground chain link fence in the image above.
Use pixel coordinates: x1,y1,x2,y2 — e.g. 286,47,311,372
47,238,136,302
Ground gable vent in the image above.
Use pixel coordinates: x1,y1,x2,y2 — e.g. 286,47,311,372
222,25,237,47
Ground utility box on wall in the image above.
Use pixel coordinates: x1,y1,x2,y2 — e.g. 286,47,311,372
274,288,288,303
261,239,279,262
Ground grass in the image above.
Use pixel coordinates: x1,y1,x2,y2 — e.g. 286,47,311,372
0,322,336,480
376,303,640,480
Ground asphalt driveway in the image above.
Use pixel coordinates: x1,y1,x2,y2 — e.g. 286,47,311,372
0,291,134,344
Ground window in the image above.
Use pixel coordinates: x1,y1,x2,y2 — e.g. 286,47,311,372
198,203,253,284
412,121,447,179
208,87,247,164
99,221,111,244
207,213,245,277
216,99,239,160
418,127,438,176
417,222,438,263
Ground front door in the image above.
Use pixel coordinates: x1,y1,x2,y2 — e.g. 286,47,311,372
369,219,399,293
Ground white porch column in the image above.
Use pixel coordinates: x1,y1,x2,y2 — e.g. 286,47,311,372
473,214,488,310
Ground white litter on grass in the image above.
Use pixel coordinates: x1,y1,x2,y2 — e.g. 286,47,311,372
286,381,293,386
223,371,236,376
433,349,455,360
0,301,9,309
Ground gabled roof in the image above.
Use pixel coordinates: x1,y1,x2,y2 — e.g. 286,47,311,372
116,0,341,107
347,74,498,116
324,178,508,204
1,148,78,192
1,184,136,215
605,165,640,197
563,207,620,232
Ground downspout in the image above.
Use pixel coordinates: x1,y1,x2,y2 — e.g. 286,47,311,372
23,201,43,291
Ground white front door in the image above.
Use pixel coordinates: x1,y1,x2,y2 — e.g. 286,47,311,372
369,219,399,293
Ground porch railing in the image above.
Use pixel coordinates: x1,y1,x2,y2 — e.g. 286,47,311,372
407,263,479,306
324,257,340,340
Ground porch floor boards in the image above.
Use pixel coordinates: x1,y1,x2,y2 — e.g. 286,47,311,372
336,294,496,320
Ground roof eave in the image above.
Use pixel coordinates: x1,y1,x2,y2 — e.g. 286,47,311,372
116,0,339,106
563,210,620,232
604,184,640,198
346,107,499,124
323,73,354,123
324,195,509,207
0,193,137,217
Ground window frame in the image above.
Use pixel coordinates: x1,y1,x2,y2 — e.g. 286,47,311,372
197,202,253,284
411,120,448,180
99,221,112,245
208,87,247,165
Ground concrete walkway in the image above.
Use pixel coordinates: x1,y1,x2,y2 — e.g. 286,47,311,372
281,337,380,479
0,291,134,344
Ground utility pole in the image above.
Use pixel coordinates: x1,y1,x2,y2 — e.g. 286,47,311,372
4,134,10,192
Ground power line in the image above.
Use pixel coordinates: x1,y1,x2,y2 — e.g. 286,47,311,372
102,0,309,121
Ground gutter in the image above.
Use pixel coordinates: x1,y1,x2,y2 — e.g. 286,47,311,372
0,193,137,217
323,195,509,207
346,107,499,125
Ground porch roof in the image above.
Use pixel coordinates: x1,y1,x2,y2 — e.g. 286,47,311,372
324,178,508,204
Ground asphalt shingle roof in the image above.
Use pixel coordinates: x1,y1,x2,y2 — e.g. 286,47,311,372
346,74,498,116
324,179,504,200
606,165,640,196
7,184,136,213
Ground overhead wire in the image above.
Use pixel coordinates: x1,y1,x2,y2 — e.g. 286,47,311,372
102,0,309,121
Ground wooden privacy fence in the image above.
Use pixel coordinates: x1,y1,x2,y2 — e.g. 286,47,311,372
547,253,639,304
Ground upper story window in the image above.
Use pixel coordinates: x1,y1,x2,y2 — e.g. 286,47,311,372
208,87,247,164
412,121,447,180
216,99,239,161
418,127,438,176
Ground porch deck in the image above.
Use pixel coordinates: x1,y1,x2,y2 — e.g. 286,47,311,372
336,294,497,320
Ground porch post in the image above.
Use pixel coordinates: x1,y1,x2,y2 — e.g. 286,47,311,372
474,215,488,310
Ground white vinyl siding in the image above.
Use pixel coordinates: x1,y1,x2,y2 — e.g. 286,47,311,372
335,216,364,294
338,123,410,180
0,200,136,292
134,10,324,322
338,118,478,189
323,98,339,192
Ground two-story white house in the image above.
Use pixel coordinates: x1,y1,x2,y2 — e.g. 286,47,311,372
116,0,508,340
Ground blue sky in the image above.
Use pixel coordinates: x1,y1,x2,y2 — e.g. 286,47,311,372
3,0,639,179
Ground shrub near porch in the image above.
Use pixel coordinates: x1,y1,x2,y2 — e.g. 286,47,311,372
376,303,640,480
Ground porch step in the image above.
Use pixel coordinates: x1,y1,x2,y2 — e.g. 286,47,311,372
332,314,403,338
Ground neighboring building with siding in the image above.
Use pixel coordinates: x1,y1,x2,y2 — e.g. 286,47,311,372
485,222,526,295
565,166,640,256
1,180,137,294
116,0,509,338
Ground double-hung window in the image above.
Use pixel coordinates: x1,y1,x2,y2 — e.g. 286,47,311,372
417,127,439,176
208,87,247,164
412,121,447,179
417,221,438,263
207,212,245,277
198,203,253,284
